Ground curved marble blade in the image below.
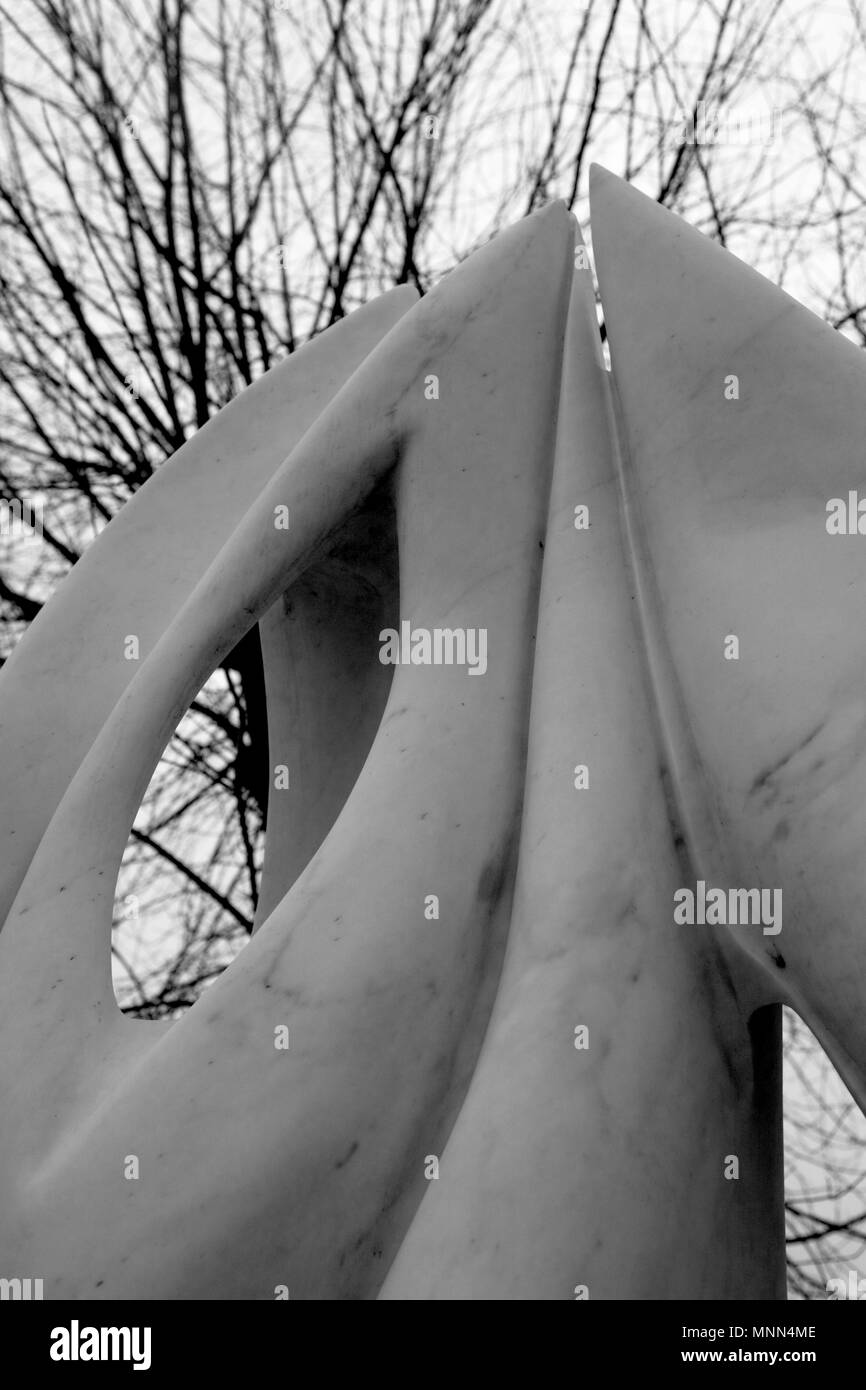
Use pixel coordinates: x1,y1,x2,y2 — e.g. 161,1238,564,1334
0,203,575,1299
591,164,866,1109
254,477,399,928
0,286,417,930
380,231,784,1301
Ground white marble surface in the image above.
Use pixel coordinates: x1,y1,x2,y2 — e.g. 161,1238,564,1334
3,171,843,1299
254,482,399,929
380,231,784,1301
0,204,577,1299
592,164,866,1115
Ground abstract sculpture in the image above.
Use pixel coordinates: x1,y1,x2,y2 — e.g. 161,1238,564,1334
1,165,862,1300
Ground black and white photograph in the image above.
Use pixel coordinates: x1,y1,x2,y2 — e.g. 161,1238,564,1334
0,0,864,1354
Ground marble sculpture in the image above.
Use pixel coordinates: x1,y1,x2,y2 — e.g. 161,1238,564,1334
0,165,861,1300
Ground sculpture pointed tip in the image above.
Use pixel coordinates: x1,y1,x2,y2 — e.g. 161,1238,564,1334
507,198,576,271
589,165,645,231
530,197,572,225
589,162,616,193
